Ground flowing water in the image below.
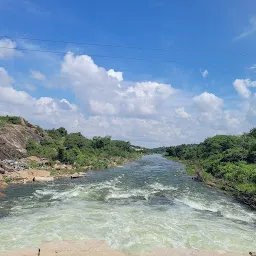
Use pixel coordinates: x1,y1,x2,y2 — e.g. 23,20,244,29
0,155,255,253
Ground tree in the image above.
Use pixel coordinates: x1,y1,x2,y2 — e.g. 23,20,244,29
92,136,112,149
166,147,175,156
64,133,89,149
249,128,256,138
222,148,248,162
56,127,68,137
57,147,66,162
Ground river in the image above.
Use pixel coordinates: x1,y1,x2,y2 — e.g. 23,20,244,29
0,155,255,253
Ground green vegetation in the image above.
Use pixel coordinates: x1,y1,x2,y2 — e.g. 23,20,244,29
0,116,22,126
26,126,144,170
4,178,13,183
165,129,256,208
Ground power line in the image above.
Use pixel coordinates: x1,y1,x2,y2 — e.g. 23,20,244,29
0,35,168,51
0,35,252,57
0,46,184,64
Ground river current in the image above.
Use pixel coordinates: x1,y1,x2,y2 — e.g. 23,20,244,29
0,155,255,253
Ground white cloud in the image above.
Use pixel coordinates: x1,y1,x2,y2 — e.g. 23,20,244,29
30,70,46,81
248,64,256,70
0,67,14,87
233,79,256,98
89,100,117,115
193,92,223,112
61,53,177,117
234,17,256,40
0,38,21,59
200,69,208,78
0,49,254,147
0,66,79,128
107,69,123,81
175,107,190,118
22,84,36,91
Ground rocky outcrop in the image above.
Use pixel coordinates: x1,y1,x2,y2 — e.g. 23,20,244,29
32,177,54,182
0,124,45,160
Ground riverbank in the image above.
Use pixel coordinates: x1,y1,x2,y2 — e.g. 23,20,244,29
0,154,141,188
164,155,256,210
0,115,147,190
0,240,249,256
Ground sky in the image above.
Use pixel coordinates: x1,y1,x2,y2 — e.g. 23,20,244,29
0,0,256,147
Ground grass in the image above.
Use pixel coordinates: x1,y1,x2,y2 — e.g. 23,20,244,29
4,178,13,183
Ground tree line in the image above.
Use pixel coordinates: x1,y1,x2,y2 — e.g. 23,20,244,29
165,129,256,205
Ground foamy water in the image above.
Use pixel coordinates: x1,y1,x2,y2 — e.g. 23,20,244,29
0,155,255,253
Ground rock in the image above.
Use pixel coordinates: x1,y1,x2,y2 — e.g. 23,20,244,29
66,164,72,170
26,156,41,162
20,117,26,126
53,164,60,169
0,181,8,190
33,176,54,182
0,124,45,161
71,175,84,179
0,168,5,174
29,170,50,177
0,192,7,198
0,174,3,181
249,252,256,256
71,173,86,179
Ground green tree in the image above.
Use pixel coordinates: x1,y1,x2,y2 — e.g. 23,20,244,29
64,133,89,149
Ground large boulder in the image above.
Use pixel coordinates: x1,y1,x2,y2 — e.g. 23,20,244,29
0,192,7,198
0,124,45,160
0,181,7,190
33,177,54,182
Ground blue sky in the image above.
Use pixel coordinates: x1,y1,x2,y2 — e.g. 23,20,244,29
0,0,256,147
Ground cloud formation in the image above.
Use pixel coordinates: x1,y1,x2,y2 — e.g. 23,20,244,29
0,38,21,59
0,49,254,147
200,69,209,78
30,70,46,81
234,16,256,40
233,79,256,99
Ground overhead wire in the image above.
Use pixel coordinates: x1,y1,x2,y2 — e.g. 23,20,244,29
0,35,169,51
0,46,184,64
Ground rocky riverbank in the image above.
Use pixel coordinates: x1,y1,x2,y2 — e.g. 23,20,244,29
0,240,250,256
0,154,139,197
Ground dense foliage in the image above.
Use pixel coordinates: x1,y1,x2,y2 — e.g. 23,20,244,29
149,147,167,154
26,126,143,169
165,129,256,206
0,116,24,125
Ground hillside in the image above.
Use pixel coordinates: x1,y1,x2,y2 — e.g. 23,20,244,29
165,129,256,209
0,116,46,160
0,116,144,174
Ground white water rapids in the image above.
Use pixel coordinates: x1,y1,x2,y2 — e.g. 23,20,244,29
0,155,255,253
